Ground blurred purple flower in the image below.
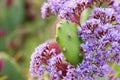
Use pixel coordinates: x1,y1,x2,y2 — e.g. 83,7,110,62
0,28,6,37
0,59,3,72
41,3,51,18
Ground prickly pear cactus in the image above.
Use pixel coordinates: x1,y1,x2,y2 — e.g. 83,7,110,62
113,64,120,78
56,20,83,66
0,52,26,80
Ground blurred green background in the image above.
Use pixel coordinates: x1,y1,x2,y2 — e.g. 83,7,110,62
0,0,120,80
0,0,56,80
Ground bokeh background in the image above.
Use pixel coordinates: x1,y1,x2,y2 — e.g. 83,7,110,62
0,0,120,80
0,0,56,80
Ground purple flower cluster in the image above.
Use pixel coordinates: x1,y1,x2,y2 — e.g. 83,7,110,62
30,41,113,80
30,41,115,80
77,1,120,79
30,0,120,80
30,41,68,79
41,0,118,24
78,8,120,65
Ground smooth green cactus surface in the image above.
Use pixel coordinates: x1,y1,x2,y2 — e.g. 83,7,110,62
56,20,83,66
0,52,26,80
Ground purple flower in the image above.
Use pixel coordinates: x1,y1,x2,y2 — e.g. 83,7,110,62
29,42,49,75
0,28,6,37
78,19,102,42
47,53,67,79
41,0,92,24
77,6,120,78
29,41,60,76
90,8,116,24
41,3,51,18
30,41,68,79
79,19,120,64
30,0,120,79
41,0,119,24
64,65,79,80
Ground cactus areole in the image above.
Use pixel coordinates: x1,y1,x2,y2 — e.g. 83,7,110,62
56,20,84,66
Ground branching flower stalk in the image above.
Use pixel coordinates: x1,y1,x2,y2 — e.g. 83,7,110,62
30,0,120,80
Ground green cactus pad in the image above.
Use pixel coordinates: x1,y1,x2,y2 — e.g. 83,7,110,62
112,64,120,78
56,20,83,66
0,52,26,80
